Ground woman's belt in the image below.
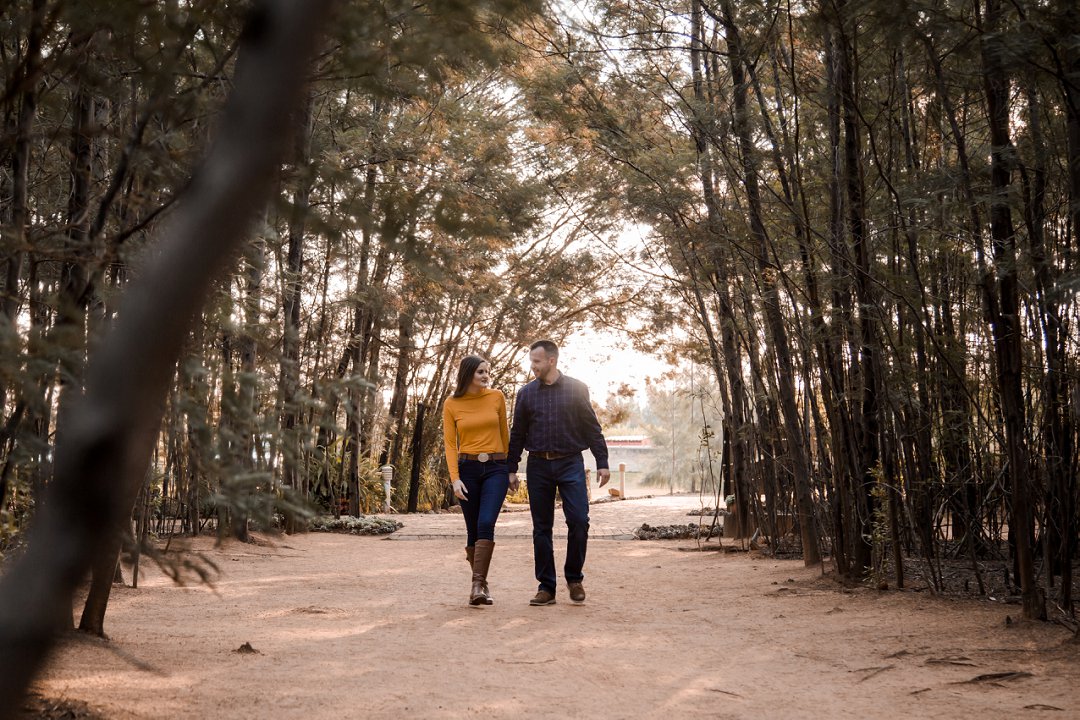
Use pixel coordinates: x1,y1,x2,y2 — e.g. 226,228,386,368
458,452,507,462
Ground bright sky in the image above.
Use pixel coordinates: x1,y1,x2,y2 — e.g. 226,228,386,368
543,224,673,406
514,325,671,405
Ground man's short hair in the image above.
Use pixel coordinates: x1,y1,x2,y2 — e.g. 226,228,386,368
530,339,559,358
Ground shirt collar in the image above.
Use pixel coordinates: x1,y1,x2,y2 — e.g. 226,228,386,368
540,371,564,387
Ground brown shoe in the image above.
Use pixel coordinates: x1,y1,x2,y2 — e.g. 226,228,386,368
529,590,556,606
469,540,494,606
568,582,586,603
465,546,493,604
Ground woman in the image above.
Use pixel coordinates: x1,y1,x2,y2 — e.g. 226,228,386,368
442,355,510,606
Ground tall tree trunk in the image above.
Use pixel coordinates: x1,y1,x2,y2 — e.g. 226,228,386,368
918,16,998,574
823,20,862,577
62,40,118,637
869,45,940,564
1020,66,1071,598
835,0,879,580
341,104,383,514
979,0,1042,619
279,91,314,526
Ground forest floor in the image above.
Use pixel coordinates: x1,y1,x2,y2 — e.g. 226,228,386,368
27,493,1080,719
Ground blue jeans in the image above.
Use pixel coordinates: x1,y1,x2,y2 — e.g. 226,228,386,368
458,459,509,545
526,453,590,594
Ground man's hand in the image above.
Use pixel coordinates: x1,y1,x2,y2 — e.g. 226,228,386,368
452,479,467,500
597,468,610,488
508,473,520,493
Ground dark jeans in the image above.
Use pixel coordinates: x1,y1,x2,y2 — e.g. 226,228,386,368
458,459,509,546
526,453,589,594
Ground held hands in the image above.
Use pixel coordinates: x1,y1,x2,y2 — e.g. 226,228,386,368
597,468,611,488
452,479,467,500
508,473,520,493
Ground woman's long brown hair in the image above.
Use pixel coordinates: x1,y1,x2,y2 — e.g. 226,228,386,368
452,355,487,398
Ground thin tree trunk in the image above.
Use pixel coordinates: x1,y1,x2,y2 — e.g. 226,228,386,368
279,91,314,526
380,306,414,469
823,20,861,577
407,402,426,513
1023,28,1074,608
979,0,1042,619
835,0,879,580
240,213,267,479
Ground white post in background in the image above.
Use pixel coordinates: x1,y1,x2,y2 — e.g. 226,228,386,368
585,468,592,502
670,380,676,495
618,462,626,499
379,465,394,513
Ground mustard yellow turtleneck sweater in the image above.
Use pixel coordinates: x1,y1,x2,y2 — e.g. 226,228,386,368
442,388,509,481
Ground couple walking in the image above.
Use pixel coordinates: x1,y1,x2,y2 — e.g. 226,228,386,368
441,340,609,607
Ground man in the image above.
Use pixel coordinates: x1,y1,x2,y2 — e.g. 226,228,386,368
507,340,610,606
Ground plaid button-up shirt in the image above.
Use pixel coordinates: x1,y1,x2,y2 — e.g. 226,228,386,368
507,372,609,473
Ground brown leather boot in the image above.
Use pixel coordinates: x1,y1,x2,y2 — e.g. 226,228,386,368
470,540,494,606
466,546,474,569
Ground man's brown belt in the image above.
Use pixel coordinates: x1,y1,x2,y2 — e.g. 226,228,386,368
458,452,507,462
531,451,575,461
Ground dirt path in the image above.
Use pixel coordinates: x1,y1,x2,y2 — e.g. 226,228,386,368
32,496,1080,718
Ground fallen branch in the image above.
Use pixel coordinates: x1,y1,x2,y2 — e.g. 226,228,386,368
925,656,977,667
854,665,895,682
955,671,1033,684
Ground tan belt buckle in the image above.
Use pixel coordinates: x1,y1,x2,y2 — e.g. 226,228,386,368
477,452,490,463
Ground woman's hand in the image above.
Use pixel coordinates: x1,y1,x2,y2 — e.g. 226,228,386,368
452,479,468,500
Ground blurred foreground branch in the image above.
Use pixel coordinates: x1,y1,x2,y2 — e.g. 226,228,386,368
0,1,333,713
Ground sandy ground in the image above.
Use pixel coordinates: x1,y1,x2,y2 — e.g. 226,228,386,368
29,495,1080,719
